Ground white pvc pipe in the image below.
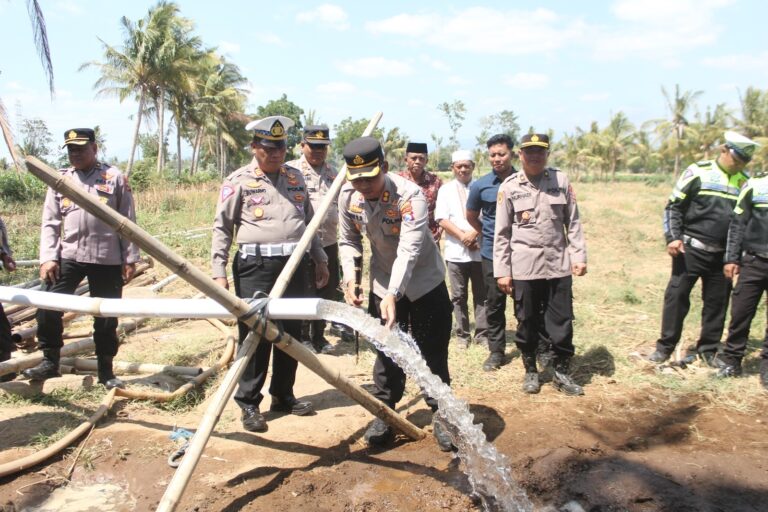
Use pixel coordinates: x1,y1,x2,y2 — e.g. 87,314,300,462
0,286,323,320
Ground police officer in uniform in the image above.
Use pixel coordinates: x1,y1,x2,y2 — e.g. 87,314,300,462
648,131,753,365
717,137,766,385
286,125,345,354
0,215,18,382
339,137,453,451
212,116,329,433
24,128,140,389
494,134,587,395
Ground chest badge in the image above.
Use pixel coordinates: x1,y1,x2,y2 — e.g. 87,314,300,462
253,207,264,218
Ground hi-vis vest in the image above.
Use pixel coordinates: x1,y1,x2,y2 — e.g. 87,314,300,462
664,160,748,247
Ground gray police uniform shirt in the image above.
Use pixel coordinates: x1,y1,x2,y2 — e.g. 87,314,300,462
211,160,328,279
0,216,12,258
493,168,587,280
39,162,140,266
286,155,338,248
339,173,445,301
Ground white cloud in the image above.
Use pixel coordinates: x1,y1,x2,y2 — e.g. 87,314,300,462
296,4,350,31
419,55,450,72
316,81,357,94
591,0,732,60
335,57,413,78
504,72,550,89
407,99,425,108
702,51,768,70
218,41,241,55
366,8,585,55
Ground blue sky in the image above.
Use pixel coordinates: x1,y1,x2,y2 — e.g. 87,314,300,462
1,0,766,161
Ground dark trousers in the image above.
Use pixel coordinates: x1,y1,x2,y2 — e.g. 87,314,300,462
446,260,487,341
482,257,507,354
0,304,13,356
233,252,308,410
656,246,731,356
513,277,574,359
368,282,452,411
722,254,768,363
36,259,123,358
306,243,342,341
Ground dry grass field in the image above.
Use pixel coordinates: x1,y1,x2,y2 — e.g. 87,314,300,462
0,177,766,511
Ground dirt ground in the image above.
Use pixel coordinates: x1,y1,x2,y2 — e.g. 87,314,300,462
0,314,767,512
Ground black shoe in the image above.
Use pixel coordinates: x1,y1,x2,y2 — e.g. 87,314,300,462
364,418,392,446
100,377,125,390
698,352,717,368
330,323,356,343
432,418,454,452
716,364,742,378
522,372,541,394
646,350,671,364
711,354,729,370
482,352,504,372
241,406,267,432
312,337,335,355
553,371,584,396
269,396,314,416
22,359,61,381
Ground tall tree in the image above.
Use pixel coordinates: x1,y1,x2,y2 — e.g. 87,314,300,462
437,100,466,147
655,84,703,177
254,94,305,151
331,117,384,163
18,117,53,161
601,111,635,180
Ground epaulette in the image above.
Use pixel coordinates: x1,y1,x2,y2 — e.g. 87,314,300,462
503,172,522,184
695,160,713,168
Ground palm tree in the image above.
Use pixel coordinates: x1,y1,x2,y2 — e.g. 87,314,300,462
654,84,703,177
82,1,190,176
601,111,636,180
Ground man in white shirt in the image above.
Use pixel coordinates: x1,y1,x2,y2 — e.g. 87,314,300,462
435,150,488,349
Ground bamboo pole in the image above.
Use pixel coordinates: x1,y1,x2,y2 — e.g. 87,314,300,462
271,112,382,297
25,140,424,512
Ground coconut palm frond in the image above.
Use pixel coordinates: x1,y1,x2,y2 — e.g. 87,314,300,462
0,97,28,185
26,0,55,95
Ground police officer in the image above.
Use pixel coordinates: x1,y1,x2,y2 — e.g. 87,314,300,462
398,142,443,242
286,125,345,354
23,128,140,389
648,131,753,365
466,134,517,371
717,142,767,385
0,215,18,382
339,137,453,451
212,116,329,433
494,134,587,395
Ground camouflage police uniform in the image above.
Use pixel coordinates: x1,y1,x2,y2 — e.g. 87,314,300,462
656,159,748,362
718,174,768,383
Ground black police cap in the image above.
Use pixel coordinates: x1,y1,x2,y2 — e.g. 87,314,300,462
343,136,384,181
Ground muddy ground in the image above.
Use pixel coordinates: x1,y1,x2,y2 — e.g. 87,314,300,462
0,316,767,512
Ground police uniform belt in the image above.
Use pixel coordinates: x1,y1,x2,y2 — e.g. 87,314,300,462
239,242,300,257
683,235,724,253
746,250,768,260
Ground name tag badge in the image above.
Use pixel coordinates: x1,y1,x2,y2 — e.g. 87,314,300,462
96,184,114,194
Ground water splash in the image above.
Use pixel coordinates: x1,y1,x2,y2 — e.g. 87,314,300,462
318,300,533,512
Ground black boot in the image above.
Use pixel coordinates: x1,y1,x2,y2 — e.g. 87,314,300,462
521,355,540,394
22,349,61,381
97,356,125,390
552,358,584,396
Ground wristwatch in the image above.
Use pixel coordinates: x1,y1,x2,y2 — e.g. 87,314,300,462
386,287,402,300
